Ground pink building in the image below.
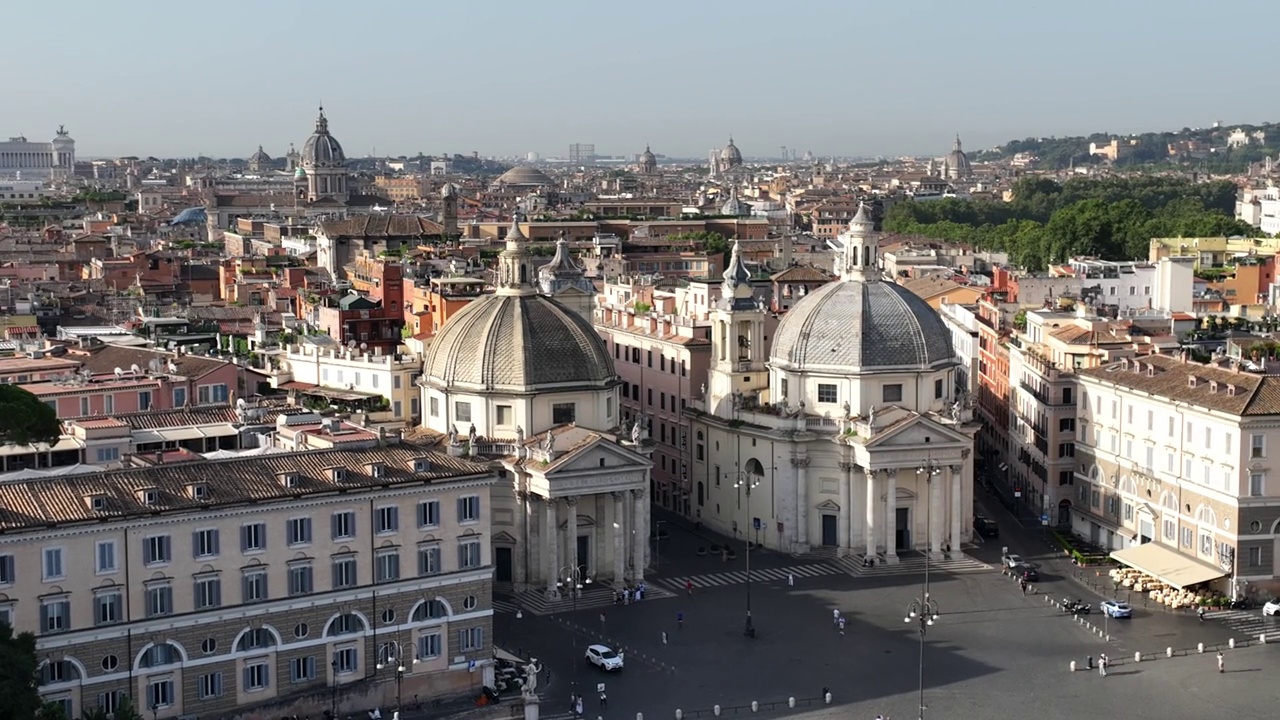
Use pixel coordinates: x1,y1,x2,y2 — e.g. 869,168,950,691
23,374,173,419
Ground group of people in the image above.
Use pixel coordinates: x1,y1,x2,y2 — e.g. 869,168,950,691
615,582,649,604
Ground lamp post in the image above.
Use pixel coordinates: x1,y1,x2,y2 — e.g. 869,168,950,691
653,519,667,569
557,564,591,700
729,468,761,638
330,656,339,719
376,639,418,717
906,461,943,720
149,701,158,720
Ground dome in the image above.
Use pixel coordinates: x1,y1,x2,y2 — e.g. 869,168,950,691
944,135,971,178
495,164,553,186
770,280,955,374
294,166,307,179
719,137,742,166
640,146,656,163
424,294,615,392
301,107,345,168
249,145,272,163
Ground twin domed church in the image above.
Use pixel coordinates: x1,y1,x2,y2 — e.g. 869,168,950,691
414,203,977,595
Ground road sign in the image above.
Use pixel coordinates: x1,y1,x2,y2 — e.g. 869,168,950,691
753,517,762,531
1040,514,1049,522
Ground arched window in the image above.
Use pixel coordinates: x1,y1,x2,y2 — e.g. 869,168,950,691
325,613,368,637
138,642,182,669
1120,476,1138,495
1160,492,1178,512
411,599,448,622
39,660,81,685
744,458,765,477
862,245,871,268
1196,505,1217,527
235,628,278,652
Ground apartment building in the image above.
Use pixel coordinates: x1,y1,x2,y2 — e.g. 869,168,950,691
1074,354,1280,600
939,303,980,397
1,444,495,719
1066,257,1193,314
1008,339,1078,525
277,340,421,424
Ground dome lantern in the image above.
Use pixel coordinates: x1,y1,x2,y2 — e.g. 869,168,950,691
496,214,536,296
837,203,879,282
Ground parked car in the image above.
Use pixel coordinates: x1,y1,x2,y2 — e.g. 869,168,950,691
974,517,1000,538
585,644,624,671
1012,563,1039,582
1003,554,1024,569
1100,600,1133,618
1263,599,1280,617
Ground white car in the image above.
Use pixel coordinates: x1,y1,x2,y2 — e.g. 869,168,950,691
585,644,623,671
1003,554,1024,569
1263,600,1280,617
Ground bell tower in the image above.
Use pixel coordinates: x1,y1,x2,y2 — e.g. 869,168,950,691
707,240,769,416
836,203,879,282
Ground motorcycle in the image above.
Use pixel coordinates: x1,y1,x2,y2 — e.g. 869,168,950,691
1229,597,1252,610
1061,598,1092,615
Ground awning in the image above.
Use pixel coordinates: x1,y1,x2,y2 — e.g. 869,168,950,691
493,647,525,664
159,427,208,442
1110,542,1228,590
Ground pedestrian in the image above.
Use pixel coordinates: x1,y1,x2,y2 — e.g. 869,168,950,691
1217,651,1224,673
838,616,846,636
685,579,693,595
599,691,608,708
677,611,684,629
1019,578,1027,595
624,588,631,605
600,612,606,626
662,630,668,645
788,572,795,587
575,696,584,717
1099,654,1108,678
833,608,840,625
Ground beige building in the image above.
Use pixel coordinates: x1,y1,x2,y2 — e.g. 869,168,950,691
275,340,422,425
1074,354,1280,600
2,444,495,719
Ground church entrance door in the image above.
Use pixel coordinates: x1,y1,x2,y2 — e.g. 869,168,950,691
576,534,590,578
821,514,838,547
495,547,513,583
895,507,911,551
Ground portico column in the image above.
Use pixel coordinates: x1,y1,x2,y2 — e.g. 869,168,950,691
565,496,580,579
514,491,528,587
884,470,899,564
630,488,645,581
864,467,878,557
929,475,945,561
949,465,964,559
838,461,853,556
793,456,811,552
849,466,864,549
612,492,626,587
544,497,559,596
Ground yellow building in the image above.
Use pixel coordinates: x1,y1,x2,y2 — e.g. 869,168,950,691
1148,236,1280,268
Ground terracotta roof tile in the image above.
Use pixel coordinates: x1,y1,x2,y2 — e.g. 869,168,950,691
1079,354,1280,416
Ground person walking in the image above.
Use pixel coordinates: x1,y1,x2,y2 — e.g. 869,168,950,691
575,696,584,717
1099,654,1108,677
1217,651,1225,673
662,630,668,645
599,691,608,709
833,608,841,626
685,579,693,595
677,611,684,629
838,616,846,636
788,572,795,587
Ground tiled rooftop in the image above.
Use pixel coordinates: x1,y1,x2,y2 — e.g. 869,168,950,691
1080,354,1280,416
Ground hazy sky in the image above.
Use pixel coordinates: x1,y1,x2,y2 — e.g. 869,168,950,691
6,0,1272,160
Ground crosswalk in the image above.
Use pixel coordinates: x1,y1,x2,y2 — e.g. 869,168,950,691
654,563,839,591
1203,609,1280,639
493,598,521,614
497,583,678,616
833,553,994,577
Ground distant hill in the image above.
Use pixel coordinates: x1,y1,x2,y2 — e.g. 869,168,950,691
978,121,1280,173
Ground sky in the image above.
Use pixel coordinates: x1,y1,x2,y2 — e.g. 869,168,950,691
5,0,1273,160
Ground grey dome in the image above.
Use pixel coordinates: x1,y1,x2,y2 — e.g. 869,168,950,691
771,280,955,374
424,294,615,392
249,145,272,163
301,108,345,168
496,164,553,186
720,137,742,165
944,135,971,178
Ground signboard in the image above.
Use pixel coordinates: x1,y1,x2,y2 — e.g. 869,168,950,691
1014,491,1022,498
753,517,762,531
777,522,784,533
1041,514,1049,526
468,660,477,673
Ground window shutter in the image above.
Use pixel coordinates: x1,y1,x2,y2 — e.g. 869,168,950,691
240,526,249,552
260,574,269,599
212,529,220,555
191,532,200,559
242,575,251,602
331,514,339,540
242,667,250,689
258,524,266,549
39,604,49,631
213,579,222,607
457,497,465,521
263,664,270,687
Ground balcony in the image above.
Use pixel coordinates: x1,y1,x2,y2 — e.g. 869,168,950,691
1019,380,1073,408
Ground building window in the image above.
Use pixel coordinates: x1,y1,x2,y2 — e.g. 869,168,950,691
288,563,314,596
194,576,221,609
173,387,187,408
454,401,472,422
1059,417,1075,432
418,633,442,659
1163,518,1176,542
429,397,439,417
553,403,576,424
243,661,270,691
290,657,316,683
332,511,356,540
334,647,358,675
240,523,266,553
287,517,313,546
459,627,484,652
192,528,220,558
882,384,903,403
143,535,172,566
0,555,14,585
1250,473,1265,497
376,506,399,533
146,585,173,617
96,540,117,574
459,539,482,569
817,384,837,404
147,679,174,709
332,556,358,589
198,672,223,699
418,500,441,528
1199,533,1213,556
242,570,268,604
1252,434,1265,459
138,391,152,411
496,405,513,427
418,544,442,576
458,495,481,523
40,597,70,634
934,378,944,399
1249,546,1263,567
1057,443,1075,458
96,446,120,463
93,590,122,626
42,547,65,581
375,550,400,583
1123,503,1133,521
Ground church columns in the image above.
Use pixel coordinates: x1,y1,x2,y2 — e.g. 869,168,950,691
949,465,964,559
565,496,580,578
612,492,626,588
514,491,528,587
838,461,854,555
929,474,945,561
864,468,878,557
884,470,899,564
543,497,559,596
630,488,646,582
849,466,865,549
793,456,810,552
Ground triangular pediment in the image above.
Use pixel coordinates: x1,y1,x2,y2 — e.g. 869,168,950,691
543,437,651,476
815,499,840,511
865,413,970,449
492,531,518,545
552,286,591,297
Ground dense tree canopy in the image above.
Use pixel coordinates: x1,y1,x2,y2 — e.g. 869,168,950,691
0,623,42,720
979,123,1280,172
883,177,1259,272
0,385,61,447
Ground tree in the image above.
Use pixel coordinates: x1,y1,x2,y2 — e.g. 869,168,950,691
0,385,60,447
0,622,42,720
112,696,143,720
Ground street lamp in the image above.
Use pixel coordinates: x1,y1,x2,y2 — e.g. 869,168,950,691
730,469,761,638
376,639,418,717
330,656,339,719
149,700,158,720
906,461,943,720
557,565,592,700
653,519,668,569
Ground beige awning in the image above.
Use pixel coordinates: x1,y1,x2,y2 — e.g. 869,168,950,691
1110,542,1227,590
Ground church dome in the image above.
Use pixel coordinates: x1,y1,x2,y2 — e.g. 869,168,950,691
495,164,553,186
249,145,272,163
944,135,971,178
301,107,345,168
720,137,743,166
640,146,656,163
770,280,955,374
424,294,614,392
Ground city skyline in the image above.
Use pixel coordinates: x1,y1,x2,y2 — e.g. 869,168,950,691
7,0,1278,159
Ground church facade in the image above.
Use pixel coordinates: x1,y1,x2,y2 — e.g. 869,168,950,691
688,207,978,561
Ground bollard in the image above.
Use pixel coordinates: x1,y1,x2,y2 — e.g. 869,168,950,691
1070,660,1077,672
713,707,721,717
1133,652,1141,663
1262,634,1268,644
788,698,796,709
638,714,644,720
751,702,759,713
1198,642,1205,654
1229,638,1236,649
824,693,832,705
675,711,683,720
